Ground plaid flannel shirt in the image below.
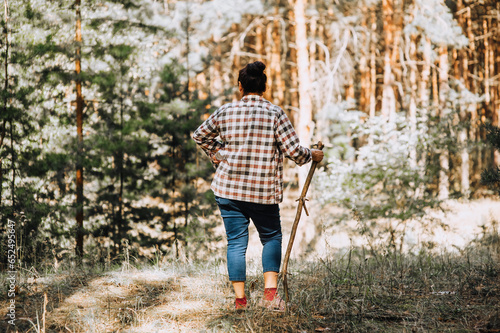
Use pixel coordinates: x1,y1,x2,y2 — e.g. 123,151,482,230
193,95,311,204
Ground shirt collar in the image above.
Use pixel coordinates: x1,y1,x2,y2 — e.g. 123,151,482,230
241,95,264,102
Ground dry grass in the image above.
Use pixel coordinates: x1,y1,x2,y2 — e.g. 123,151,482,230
205,231,499,332
0,230,498,332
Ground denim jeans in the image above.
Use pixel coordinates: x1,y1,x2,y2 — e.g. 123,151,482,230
215,196,282,281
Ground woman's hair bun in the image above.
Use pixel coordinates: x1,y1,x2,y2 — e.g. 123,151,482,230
247,61,266,76
238,61,267,94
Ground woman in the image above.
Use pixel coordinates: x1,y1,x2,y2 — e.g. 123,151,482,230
193,61,324,310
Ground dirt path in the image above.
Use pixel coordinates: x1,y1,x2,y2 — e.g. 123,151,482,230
1,264,235,332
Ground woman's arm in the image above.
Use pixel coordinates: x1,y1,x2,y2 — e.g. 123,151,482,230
274,109,312,166
193,109,224,165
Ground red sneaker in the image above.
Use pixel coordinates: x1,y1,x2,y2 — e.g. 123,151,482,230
235,297,247,310
258,293,285,311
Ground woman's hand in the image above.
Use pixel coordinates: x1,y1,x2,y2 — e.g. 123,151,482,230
311,149,324,163
211,150,226,165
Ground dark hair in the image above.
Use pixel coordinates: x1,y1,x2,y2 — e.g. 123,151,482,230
238,61,267,94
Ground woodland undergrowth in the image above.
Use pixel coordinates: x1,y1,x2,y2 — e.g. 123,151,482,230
0,225,498,333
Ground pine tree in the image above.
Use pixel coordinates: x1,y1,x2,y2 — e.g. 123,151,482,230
0,0,58,267
481,123,500,196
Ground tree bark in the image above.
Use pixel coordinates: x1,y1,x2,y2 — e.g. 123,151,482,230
272,12,284,104
75,0,84,258
1,0,9,208
255,21,263,56
492,18,500,166
289,15,299,124
369,10,377,119
293,0,313,186
438,46,450,200
309,5,317,106
231,23,241,101
465,6,480,184
483,19,490,107
9,120,13,208
391,0,404,91
210,36,223,105
408,34,417,168
381,0,396,121
420,37,431,111
118,93,124,241
265,22,274,102
452,8,471,197
359,5,369,113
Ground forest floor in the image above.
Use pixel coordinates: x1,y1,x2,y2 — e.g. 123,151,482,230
1,198,500,332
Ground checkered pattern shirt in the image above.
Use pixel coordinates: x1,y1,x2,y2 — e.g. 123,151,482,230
193,95,311,204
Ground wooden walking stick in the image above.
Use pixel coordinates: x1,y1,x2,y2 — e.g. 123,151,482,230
282,141,324,305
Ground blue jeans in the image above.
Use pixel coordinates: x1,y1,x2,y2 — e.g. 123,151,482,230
215,196,282,281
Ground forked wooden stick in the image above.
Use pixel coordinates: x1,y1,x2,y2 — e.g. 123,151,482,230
282,141,324,306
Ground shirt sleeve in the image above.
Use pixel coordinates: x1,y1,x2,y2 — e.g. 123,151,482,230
192,108,224,163
274,109,312,166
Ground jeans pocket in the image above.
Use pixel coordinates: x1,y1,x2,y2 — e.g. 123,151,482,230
215,196,228,206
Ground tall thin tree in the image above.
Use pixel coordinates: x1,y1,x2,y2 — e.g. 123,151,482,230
293,0,313,186
381,0,396,121
438,45,450,200
0,0,9,208
75,0,84,258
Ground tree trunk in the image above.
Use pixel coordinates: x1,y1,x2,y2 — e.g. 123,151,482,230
381,0,396,121
408,34,417,168
359,5,369,113
118,93,124,240
420,37,431,111
265,22,274,102
272,13,284,104
457,3,471,178
465,7,480,185
289,14,299,124
9,120,14,208
346,77,355,108
1,0,9,208
438,46,450,200
369,10,377,118
231,23,241,101
391,0,403,83
75,0,84,258
309,6,317,107
483,19,490,107
293,0,313,186
493,19,500,166
453,8,471,197
210,36,223,105
255,21,263,56
432,65,439,117
459,126,470,196
184,3,191,100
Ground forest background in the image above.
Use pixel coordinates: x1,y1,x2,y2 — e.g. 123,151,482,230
1,0,500,331
0,0,499,265
0,0,499,267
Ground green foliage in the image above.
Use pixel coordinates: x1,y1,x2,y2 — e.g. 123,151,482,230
483,122,500,152
0,0,217,267
160,63,187,102
481,123,500,196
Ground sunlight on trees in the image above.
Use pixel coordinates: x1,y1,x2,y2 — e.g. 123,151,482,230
0,0,498,268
